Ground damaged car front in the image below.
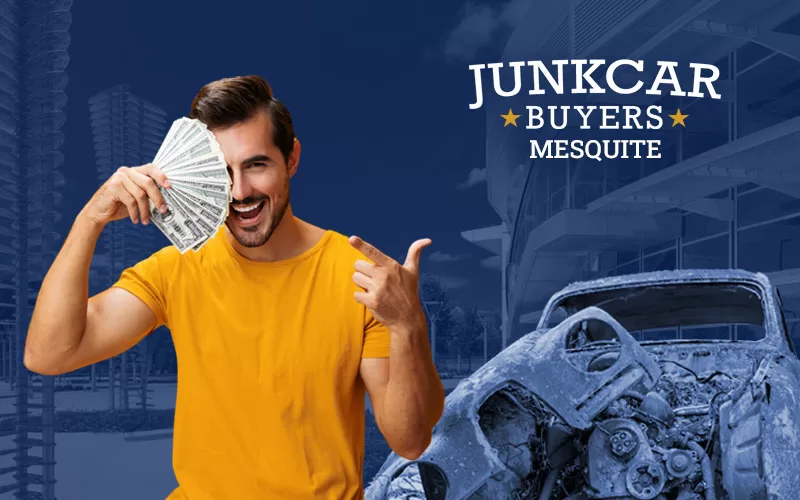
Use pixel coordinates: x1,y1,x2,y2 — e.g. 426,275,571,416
365,270,800,500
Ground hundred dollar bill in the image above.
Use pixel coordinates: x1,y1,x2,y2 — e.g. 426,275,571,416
148,217,192,253
147,202,206,254
170,177,230,192
166,186,221,231
171,180,229,211
163,139,219,167
146,186,208,253
160,152,226,174
168,178,231,204
159,125,213,167
154,118,193,165
157,190,208,242
168,167,229,183
153,119,183,164
164,188,218,238
171,186,228,226
166,188,223,253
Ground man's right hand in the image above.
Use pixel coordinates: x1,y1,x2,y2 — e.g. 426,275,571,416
82,163,172,227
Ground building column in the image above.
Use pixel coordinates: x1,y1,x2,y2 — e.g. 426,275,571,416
501,226,511,349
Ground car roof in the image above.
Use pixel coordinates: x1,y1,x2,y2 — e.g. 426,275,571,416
554,269,772,297
536,268,792,353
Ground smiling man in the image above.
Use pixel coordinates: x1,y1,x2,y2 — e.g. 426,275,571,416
24,75,445,499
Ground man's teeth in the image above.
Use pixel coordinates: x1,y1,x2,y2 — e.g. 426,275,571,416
232,201,262,213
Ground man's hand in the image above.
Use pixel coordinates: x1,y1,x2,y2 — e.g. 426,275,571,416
352,235,444,459
81,163,171,228
349,236,432,333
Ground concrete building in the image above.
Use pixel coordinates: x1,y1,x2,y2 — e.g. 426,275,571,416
463,0,800,352
89,85,168,285
88,85,168,410
0,0,72,498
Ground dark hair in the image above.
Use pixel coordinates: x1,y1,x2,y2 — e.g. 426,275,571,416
189,75,296,162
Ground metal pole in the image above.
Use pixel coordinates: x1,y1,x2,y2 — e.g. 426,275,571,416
42,376,55,499
501,229,510,350
1,336,5,381
478,311,491,365
15,139,30,498
121,351,128,410
422,301,443,367
141,341,150,410
483,320,488,364
431,321,437,366
109,357,115,410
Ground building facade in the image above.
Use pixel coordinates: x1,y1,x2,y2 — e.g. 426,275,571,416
89,85,167,285
88,85,168,410
464,0,800,352
0,0,72,498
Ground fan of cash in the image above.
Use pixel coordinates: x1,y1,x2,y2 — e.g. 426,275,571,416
148,117,232,254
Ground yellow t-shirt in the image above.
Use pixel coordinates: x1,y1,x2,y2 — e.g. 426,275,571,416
113,228,391,499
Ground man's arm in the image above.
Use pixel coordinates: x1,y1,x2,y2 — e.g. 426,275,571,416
25,215,160,375
350,235,446,460
25,164,170,375
360,321,444,460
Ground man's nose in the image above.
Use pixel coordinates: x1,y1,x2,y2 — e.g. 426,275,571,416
230,173,252,202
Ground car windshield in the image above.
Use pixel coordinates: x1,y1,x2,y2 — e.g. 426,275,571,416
543,282,766,342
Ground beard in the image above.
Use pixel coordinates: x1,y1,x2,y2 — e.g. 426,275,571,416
226,189,290,248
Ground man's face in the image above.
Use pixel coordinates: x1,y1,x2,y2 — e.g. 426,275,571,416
212,108,298,248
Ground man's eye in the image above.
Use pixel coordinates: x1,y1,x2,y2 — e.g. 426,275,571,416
250,162,266,168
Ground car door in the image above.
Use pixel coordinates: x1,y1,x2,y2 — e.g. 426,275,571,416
719,357,800,499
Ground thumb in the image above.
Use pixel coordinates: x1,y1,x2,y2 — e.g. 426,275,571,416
403,238,432,274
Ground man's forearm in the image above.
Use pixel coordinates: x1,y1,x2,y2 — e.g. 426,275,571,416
379,322,445,457
25,211,104,372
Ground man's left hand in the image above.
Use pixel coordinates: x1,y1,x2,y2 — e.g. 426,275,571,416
349,236,431,333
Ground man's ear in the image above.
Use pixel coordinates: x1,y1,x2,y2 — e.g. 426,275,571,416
288,137,301,177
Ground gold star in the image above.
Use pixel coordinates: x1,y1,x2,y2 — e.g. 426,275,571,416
669,108,688,127
500,108,520,127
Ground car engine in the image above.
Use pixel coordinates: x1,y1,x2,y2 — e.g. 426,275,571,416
386,351,741,500
512,365,733,500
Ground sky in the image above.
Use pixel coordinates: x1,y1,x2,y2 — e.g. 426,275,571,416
58,0,520,312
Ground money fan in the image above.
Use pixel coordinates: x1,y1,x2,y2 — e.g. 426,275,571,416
148,118,232,253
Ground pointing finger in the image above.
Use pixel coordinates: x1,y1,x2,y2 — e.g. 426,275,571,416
403,238,432,274
349,236,393,267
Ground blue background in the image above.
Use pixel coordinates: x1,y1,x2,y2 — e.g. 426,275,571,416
3,0,800,497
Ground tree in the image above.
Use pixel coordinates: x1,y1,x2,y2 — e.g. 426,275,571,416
478,310,503,360
418,274,454,368
451,306,485,373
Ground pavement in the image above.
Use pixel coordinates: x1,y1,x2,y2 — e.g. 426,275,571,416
0,377,467,499
0,380,178,499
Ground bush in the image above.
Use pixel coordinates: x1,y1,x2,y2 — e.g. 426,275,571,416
0,409,175,434
55,384,90,392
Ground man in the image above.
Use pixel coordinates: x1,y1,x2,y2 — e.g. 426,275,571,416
24,75,445,499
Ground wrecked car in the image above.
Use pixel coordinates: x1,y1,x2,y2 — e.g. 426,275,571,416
365,269,800,499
